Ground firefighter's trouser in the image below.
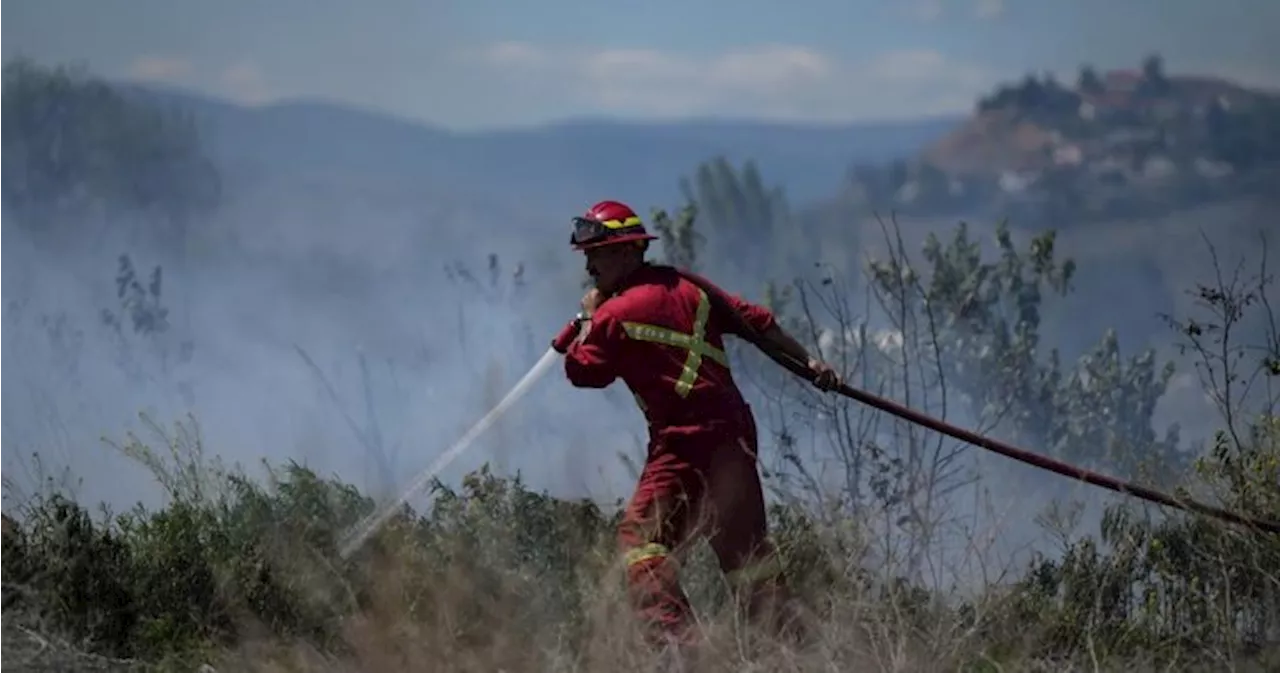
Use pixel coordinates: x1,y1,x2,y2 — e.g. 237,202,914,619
617,417,795,642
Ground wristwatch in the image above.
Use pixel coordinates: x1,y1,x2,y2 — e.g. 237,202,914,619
573,311,593,343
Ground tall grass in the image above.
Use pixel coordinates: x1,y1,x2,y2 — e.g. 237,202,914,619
3,408,1277,672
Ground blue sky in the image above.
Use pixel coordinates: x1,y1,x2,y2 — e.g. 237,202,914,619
4,0,1278,130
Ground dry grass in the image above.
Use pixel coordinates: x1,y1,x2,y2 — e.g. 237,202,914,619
3,353,1277,673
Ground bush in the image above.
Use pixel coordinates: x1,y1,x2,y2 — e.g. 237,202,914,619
8,221,1279,671
1,423,868,669
5,419,1277,671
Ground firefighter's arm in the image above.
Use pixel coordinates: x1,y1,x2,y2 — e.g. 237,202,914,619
759,323,815,366
558,311,623,388
723,292,841,390
759,321,842,390
723,292,808,363
721,292,778,336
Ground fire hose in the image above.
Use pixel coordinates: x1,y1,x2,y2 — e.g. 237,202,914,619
340,268,1278,560
670,267,1280,536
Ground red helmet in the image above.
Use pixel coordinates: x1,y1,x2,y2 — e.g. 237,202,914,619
570,200,658,250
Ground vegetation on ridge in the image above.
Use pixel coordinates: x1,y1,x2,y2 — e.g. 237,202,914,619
843,53,1280,227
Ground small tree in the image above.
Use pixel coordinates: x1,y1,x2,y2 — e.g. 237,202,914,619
679,157,792,278
1139,53,1171,97
1077,64,1104,95
649,201,701,272
1005,233,1280,662
98,254,196,406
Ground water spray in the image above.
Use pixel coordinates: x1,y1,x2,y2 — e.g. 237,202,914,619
337,346,562,559
338,267,1278,561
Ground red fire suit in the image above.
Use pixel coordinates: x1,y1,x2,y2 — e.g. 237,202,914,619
553,264,795,642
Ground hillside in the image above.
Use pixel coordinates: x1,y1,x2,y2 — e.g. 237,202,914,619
836,56,1280,227
128,83,960,211
927,66,1275,175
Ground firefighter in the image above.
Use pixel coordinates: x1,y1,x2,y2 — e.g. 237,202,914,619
551,200,840,647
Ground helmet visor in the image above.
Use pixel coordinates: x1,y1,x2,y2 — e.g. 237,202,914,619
571,216,608,246
570,214,644,247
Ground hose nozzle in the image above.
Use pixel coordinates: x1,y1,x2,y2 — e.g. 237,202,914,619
551,312,588,353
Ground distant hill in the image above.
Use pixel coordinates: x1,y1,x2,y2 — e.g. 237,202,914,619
835,57,1280,227
126,83,961,212
926,67,1277,176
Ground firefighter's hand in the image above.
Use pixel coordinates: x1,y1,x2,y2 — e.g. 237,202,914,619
581,288,606,315
807,358,841,392
551,319,580,354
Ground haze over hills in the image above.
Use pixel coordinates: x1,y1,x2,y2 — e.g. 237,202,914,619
4,57,1278,516
127,82,963,213
116,58,1280,296
12,59,1277,372
3,61,964,513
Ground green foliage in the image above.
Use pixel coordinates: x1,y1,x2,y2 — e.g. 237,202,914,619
1077,65,1104,95
1137,53,1170,97
102,254,171,338
5,237,1276,667
2,58,220,247
1002,417,1280,660
1,427,849,666
96,254,196,403
977,72,1082,119
862,219,1187,478
866,225,1277,664
1205,96,1280,168
3,494,138,656
648,202,702,271
679,157,794,277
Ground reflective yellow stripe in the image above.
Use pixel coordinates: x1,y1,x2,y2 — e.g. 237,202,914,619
621,289,727,398
625,542,670,566
601,216,643,229
726,555,784,585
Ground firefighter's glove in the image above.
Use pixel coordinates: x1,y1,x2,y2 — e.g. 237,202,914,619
808,358,841,392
